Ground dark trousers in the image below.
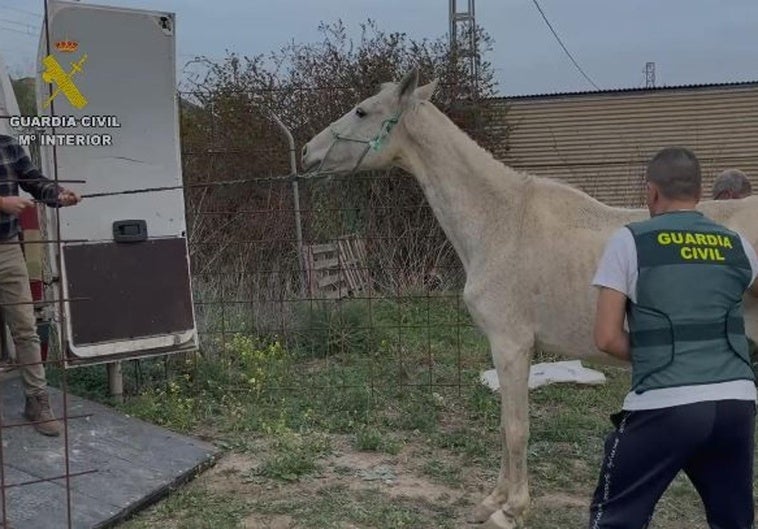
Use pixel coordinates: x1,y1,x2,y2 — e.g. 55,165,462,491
588,399,755,529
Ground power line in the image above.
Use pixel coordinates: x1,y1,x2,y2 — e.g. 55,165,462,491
529,0,600,90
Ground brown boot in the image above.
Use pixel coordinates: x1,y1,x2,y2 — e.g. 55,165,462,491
24,391,62,437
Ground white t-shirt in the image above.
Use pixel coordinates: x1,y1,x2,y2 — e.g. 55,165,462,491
592,220,758,410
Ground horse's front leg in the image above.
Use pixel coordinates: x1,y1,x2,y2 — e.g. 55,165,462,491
473,332,534,528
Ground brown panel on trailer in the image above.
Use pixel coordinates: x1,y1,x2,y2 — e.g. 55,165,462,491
64,238,194,347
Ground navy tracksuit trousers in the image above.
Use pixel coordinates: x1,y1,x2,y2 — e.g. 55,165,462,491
588,399,756,529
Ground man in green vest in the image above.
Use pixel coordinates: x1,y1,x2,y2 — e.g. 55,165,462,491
588,147,758,529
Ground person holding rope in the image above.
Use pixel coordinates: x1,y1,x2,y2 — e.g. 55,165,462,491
0,133,80,436
589,147,758,528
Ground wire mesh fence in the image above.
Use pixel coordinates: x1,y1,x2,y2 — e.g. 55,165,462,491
0,86,501,527
108,87,493,421
0,71,678,526
102,87,495,401
0,67,676,526
0,134,93,529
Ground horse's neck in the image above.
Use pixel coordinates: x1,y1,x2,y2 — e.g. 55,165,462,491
396,102,528,271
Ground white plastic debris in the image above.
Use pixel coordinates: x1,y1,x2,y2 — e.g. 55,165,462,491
480,360,606,391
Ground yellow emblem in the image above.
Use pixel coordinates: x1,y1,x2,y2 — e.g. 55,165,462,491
41,52,88,110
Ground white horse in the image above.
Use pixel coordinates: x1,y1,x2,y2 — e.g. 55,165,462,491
301,69,758,528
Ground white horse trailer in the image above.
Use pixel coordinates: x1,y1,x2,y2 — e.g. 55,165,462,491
36,0,197,366
0,55,20,137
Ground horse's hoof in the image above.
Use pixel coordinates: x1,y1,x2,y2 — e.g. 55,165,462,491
469,500,500,523
481,509,517,529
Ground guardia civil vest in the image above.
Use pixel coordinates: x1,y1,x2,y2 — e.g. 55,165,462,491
625,210,755,393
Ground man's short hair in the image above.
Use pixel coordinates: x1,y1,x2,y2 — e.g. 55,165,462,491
646,147,702,200
712,169,752,199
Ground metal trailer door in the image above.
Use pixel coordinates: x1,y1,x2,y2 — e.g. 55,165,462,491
36,1,197,365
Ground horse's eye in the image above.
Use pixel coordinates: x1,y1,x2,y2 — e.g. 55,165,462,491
355,107,367,118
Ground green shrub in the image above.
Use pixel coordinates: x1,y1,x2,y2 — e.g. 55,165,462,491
293,300,374,358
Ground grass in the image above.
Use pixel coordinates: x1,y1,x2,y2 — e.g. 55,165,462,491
52,293,736,529
353,425,403,454
254,430,332,482
251,484,460,529
120,487,250,529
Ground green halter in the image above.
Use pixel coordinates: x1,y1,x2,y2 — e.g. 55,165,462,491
313,111,402,176
329,113,401,152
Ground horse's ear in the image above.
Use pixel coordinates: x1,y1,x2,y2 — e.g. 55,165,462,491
415,79,439,101
396,68,419,105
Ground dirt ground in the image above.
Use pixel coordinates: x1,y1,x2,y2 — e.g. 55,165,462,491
126,432,598,529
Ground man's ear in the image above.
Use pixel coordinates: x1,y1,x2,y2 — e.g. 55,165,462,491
646,182,661,212
415,79,439,101
396,68,419,107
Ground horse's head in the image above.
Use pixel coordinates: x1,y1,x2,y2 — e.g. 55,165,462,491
301,68,438,174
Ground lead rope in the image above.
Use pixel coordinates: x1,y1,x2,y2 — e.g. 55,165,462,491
37,111,404,200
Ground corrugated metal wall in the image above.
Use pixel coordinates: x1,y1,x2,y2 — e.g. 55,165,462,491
489,83,758,207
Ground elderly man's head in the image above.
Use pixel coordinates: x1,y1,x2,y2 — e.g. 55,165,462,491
712,169,752,200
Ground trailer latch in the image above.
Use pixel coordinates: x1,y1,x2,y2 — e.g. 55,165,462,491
113,220,147,242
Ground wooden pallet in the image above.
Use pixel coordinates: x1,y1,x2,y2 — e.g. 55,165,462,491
302,235,370,299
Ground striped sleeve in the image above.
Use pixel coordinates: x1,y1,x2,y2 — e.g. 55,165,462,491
9,140,61,205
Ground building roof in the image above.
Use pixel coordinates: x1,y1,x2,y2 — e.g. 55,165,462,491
496,80,758,101
489,78,758,207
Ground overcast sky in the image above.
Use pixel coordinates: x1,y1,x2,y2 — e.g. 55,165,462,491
1,0,756,96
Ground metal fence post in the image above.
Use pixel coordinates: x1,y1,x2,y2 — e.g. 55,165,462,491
255,102,307,297
107,362,124,403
